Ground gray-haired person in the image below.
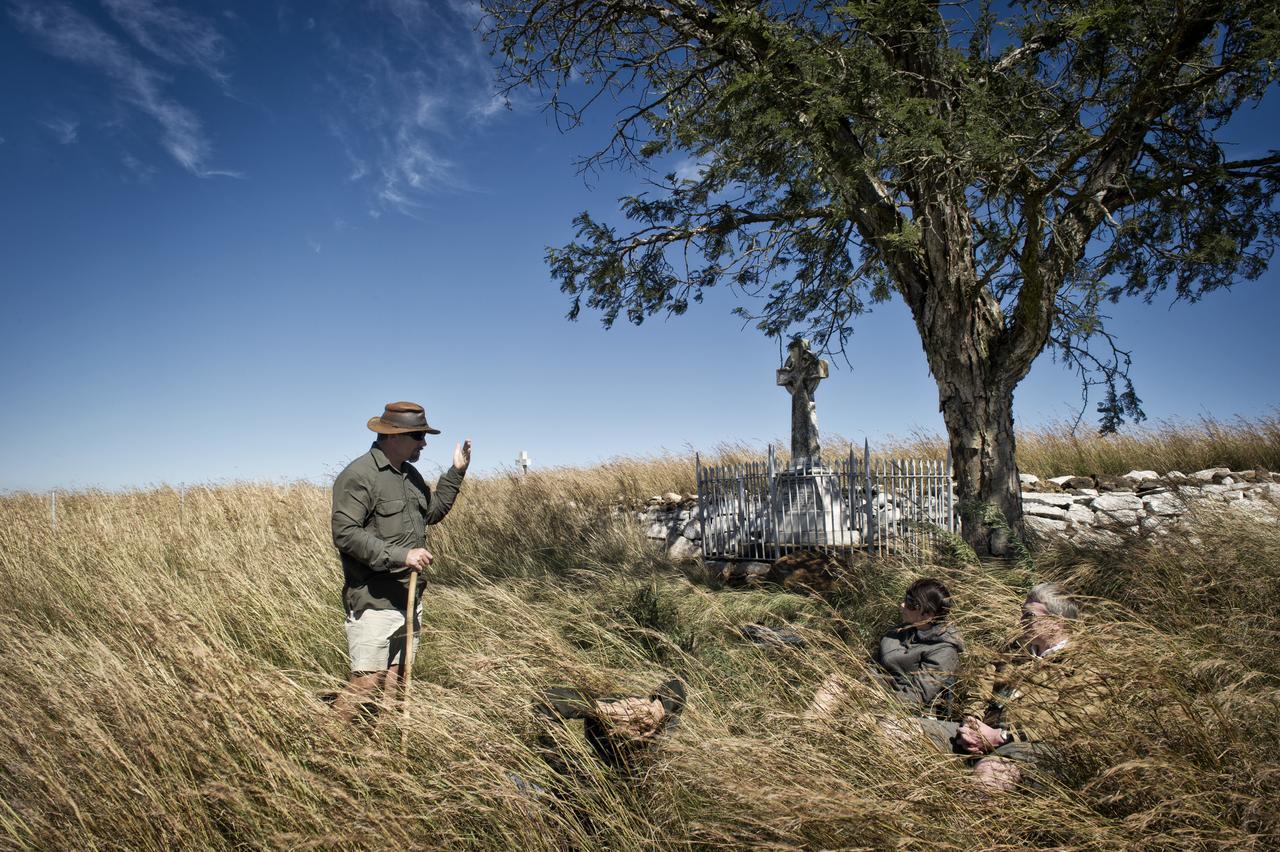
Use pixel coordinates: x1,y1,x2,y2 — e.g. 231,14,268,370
911,582,1099,791
330,401,472,723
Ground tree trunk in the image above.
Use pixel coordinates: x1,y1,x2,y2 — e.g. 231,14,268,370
935,369,1024,556
908,191,1027,557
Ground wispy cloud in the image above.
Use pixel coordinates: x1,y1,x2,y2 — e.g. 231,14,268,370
121,151,156,182
100,0,231,86
42,116,79,145
8,1,236,177
322,0,505,217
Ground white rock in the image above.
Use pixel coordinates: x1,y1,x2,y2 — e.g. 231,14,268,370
681,519,702,540
1066,504,1097,527
1025,503,1068,520
1048,475,1075,486
662,491,683,504
1019,473,1040,486
1025,515,1068,537
1143,492,1187,516
1124,470,1159,481
1072,488,1100,497
1021,492,1076,507
667,536,701,562
1091,493,1141,526
1167,471,1187,480
1191,467,1231,482
1139,514,1169,533
1091,494,1144,512
646,522,672,540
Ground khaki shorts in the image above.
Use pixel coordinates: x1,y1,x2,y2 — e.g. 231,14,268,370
345,607,421,672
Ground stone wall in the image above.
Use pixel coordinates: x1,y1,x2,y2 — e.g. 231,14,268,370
636,469,1280,560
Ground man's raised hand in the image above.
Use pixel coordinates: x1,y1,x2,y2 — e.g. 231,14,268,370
454,439,472,472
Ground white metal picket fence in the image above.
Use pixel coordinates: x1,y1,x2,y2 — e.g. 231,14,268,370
695,442,958,561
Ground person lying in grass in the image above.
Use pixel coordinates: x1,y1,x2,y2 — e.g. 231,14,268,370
910,582,1099,792
531,678,687,781
808,577,964,718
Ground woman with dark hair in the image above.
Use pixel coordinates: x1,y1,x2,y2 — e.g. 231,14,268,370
874,577,964,712
808,577,964,718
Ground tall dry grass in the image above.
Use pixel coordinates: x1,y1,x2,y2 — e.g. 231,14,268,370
1,450,1278,849
879,412,1280,477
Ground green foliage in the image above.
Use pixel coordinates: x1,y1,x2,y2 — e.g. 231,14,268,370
488,0,1280,441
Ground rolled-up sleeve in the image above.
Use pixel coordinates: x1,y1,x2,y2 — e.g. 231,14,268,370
332,468,408,570
422,466,465,525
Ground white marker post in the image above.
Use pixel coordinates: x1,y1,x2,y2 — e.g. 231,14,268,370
50,490,57,530
516,451,530,475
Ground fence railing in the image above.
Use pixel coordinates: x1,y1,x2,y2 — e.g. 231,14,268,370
696,442,958,561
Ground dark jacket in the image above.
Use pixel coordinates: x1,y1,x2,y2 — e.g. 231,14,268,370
874,621,965,713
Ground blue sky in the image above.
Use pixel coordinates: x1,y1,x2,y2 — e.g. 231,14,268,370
1,1,1277,492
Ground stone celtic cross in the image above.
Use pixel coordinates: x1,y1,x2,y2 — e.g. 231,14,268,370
776,337,829,467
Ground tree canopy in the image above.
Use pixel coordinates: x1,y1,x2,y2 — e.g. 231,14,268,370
483,0,1280,548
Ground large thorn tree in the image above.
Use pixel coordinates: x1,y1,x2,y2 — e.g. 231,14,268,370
482,0,1280,553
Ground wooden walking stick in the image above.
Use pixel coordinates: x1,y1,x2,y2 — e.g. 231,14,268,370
400,569,419,754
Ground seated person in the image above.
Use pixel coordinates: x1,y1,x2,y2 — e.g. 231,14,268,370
532,677,686,779
808,577,964,718
911,582,1098,792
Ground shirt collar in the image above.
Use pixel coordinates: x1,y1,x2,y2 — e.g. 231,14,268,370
369,442,395,471
1033,638,1068,658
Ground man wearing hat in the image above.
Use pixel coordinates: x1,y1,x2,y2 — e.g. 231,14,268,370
331,401,472,722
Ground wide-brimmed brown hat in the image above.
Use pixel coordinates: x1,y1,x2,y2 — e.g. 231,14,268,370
367,401,441,435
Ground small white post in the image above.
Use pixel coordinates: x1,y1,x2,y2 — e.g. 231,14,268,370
516,450,530,475
51,490,57,530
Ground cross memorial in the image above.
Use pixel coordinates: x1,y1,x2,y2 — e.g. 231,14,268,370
776,337,829,468
516,450,530,475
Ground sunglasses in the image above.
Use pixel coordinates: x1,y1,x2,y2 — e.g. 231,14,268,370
403,431,428,441
903,595,919,609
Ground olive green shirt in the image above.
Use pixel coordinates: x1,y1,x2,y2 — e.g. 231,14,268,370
331,442,465,614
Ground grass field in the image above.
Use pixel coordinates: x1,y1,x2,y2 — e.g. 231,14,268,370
2,420,1278,849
